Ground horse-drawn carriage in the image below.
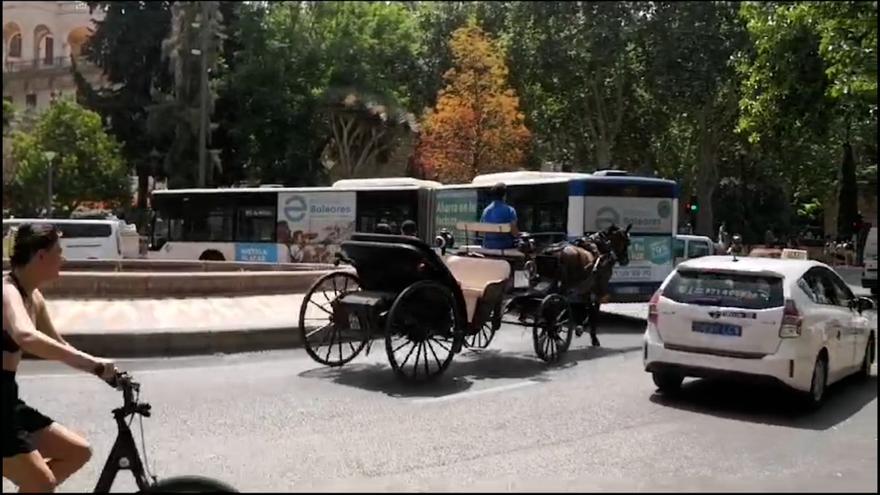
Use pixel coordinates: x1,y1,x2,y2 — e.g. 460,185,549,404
297,223,631,382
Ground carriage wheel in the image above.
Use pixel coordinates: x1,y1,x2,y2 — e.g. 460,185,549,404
298,271,367,367
532,294,574,363
385,281,461,382
464,301,501,349
464,321,496,349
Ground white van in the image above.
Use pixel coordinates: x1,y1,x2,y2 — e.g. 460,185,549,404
674,234,716,265
3,218,140,260
863,227,877,295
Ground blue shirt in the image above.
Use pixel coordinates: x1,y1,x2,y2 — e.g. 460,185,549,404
480,200,517,249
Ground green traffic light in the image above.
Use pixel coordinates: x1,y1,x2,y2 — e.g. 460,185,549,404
690,204,699,212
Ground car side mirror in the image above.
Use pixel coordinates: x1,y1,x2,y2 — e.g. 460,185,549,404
857,297,876,313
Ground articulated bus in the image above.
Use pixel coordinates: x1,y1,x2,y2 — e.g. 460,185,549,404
435,170,679,301
147,178,439,263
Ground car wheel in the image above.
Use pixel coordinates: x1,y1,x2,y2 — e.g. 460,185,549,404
858,336,875,380
804,355,828,410
652,371,683,393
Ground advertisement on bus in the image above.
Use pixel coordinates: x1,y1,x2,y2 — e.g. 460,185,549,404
277,191,356,263
435,188,479,246
583,196,676,289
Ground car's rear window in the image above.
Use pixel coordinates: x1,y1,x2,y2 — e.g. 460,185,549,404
57,224,113,238
663,270,784,309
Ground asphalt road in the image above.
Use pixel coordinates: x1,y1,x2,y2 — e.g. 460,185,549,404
4,316,877,493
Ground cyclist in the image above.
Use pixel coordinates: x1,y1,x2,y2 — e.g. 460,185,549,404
480,182,520,249
3,223,118,492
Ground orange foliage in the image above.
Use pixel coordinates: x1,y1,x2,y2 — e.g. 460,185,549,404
413,22,531,183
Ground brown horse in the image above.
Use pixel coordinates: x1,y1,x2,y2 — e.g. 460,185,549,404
546,224,632,347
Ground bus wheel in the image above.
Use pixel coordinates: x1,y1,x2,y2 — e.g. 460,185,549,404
199,250,226,261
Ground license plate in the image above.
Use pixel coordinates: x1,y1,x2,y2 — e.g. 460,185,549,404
514,270,530,288
692,321,742,337
617,286,641,294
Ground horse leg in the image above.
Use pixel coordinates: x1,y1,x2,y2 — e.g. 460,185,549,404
589,299,601,347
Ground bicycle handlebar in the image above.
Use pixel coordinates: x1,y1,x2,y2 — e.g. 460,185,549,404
98,370,141,408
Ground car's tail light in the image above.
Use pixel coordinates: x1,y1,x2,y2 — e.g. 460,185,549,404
779,299,802,338
648,290,660,326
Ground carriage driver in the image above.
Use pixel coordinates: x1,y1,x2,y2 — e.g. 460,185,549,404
480,183,520,249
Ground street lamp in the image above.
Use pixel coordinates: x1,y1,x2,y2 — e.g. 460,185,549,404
43,150,57,218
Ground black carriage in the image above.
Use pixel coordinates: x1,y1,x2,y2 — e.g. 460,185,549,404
297,228,574,382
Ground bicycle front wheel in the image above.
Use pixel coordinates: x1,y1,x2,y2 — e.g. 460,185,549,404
142,475,238,493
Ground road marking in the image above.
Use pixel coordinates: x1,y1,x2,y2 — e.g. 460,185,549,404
411,380,539,404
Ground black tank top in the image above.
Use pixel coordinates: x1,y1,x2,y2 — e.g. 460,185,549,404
2,273,27,352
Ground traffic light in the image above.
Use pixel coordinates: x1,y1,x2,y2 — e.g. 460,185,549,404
689,195,699,213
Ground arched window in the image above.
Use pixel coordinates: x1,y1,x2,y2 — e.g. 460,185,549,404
42,35,54,64
8,33,21,58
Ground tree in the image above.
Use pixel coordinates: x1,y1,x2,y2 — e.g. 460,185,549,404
414,21,530,183
312,1,425,180
76,1,175,213
4,99,130,218
639,1,748,236
738,1,877,238
2,100,14,132
147,1,225,188
217,2,426,185
503,2,643,170
320,89,418,179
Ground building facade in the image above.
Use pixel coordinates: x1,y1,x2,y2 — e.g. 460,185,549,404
3,1,104,112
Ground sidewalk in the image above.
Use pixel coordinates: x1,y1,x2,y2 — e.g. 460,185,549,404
46,295,649,358
48,294,306,358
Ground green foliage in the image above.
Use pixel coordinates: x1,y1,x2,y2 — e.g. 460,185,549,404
737,1,877,234
2,100,14,132
77,1,174,207
4,99,130,218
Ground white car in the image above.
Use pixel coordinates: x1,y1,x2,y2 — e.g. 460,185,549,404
643,256,875,408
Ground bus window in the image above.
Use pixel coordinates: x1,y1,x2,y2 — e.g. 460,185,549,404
56,223,113,238
356,190,418,234
189,206,232,242
236,206,275,242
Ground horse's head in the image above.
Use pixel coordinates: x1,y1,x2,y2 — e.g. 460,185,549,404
604,223,632,266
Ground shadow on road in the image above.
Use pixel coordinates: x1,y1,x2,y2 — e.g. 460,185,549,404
649,373,877,430
595,313,648,333
299,343,643,399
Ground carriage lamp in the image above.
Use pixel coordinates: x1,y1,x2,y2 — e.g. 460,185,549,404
524,260,538,281
435,229,455,255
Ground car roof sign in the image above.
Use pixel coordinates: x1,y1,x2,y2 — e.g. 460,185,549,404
781,248,808,260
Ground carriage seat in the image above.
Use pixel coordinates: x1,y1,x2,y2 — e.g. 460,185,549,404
443,255,511,323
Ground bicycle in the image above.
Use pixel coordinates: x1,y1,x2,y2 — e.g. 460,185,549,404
93,371,237,493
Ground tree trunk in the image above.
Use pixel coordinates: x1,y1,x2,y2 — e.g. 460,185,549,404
136,162,149,210
595,139,612,169
836,140,858,239
694,108,719,238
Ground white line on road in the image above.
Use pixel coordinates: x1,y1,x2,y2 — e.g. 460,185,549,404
411,380,539,404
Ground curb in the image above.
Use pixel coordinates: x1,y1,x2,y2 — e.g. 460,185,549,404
61,326,304,359
51,309,648,359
